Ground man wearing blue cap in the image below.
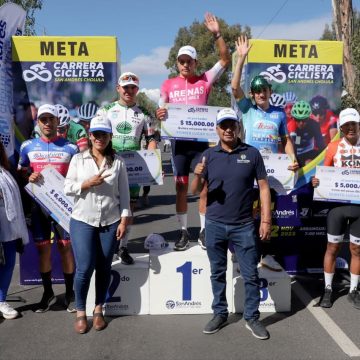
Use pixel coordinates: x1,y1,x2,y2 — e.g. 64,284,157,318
191,108,271,339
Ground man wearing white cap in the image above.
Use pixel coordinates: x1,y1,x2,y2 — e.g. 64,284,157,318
191,108,271,338
97,72,157,265
18,104,78,313
312,108,360,309
156,12,230,251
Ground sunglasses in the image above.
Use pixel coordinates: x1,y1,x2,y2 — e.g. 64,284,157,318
122,85,138,91
120,75,139,82
91,131,110,138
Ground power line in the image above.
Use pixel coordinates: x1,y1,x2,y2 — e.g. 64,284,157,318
255,0,290,39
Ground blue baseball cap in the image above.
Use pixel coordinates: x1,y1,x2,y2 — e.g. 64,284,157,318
89,116,112,133
216,108,239,125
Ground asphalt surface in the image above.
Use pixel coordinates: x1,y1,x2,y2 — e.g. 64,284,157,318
1,151,360,360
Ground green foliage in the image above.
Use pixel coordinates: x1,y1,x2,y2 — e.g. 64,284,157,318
137,92,160,128
321,11,360,109
320,23,336,40
0,0,42,35
165,17,251,107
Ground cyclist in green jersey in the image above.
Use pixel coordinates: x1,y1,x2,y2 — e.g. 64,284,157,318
98,72,157,265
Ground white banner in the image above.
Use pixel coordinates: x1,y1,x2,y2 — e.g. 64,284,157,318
313,166,360,204
161,104,223,142
25,167,73,233
0,3,26,156
120,149,163,186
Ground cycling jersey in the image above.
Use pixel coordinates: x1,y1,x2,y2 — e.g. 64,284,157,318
324,137,360,168
289,119,325,155
18,136,78,176
34,121,88,151
97,102,155,152
310,110,338,144
160,61,225,105
237,98,288,153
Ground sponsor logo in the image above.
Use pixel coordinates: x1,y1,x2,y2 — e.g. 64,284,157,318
314,209,329,217
116,121,132,134
259,64,286,84
237,154,250,163
165,300,175,309
272,209,295,218
23,62,52,82
188,107,208,113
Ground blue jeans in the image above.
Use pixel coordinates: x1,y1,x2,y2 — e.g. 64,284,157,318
70,218,119,311
205,218,260,321
0,240,17,302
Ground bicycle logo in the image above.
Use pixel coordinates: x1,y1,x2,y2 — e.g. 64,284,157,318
23,62,52,82
259,64,286,84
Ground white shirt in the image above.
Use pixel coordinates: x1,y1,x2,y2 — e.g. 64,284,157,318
64,150,130,227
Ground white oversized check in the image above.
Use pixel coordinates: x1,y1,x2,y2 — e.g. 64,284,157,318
25,167,73,233
120,149,163,186
161,104,224,142
313,166,360,204
258,153,296,194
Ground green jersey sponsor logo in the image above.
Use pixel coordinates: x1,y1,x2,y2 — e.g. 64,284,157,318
116,121,132,134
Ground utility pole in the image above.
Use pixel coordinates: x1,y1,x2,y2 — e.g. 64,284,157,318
332,0,356,98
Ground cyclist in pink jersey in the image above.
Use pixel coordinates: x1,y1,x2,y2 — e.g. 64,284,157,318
156,12,230,251
18,104,78,314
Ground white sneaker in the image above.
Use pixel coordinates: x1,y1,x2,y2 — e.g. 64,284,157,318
0,302,19,319
260,255,283,272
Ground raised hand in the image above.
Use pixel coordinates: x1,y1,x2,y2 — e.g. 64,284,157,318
235,35,252,58
204,12,220,34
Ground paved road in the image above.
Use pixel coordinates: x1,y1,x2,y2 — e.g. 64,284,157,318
1,151,360,360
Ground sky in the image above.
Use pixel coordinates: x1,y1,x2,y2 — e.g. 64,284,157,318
34,0,360,102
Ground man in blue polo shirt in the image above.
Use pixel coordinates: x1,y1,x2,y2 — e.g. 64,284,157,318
191,108,272,339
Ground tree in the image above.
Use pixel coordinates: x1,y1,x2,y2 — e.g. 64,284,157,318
0,0,42,35
164,17,251,107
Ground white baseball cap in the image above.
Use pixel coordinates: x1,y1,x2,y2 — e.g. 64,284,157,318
216,108,239,125
177,45,197,60
339,108,360,127
118,72,139,87
89,115,112,133
37,104,58,119
144,233,169,250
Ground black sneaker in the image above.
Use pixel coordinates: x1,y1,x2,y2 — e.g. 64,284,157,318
35,292,56,313
64,291,76,313
245,319,270,340
203,315,228,334
347,288,360,309
174,230,190,251
198,229,206,250
319,287,333,308
117,247,134,265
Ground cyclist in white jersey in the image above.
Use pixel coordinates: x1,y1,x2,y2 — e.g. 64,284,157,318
98,72,157,264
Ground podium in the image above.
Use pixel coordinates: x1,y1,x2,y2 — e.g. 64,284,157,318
86,253,150,316
149,243,233,314
232,264,291,313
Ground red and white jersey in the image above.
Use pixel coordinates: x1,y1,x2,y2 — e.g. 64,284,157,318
18,136,78,176
324,137,360,168
160,61,225,105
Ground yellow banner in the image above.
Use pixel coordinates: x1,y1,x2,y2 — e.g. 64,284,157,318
12,36,118,62
245,39,343,64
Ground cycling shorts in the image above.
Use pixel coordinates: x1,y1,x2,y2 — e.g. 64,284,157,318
327,205,360,245
31,203,70,245
171,139,209,184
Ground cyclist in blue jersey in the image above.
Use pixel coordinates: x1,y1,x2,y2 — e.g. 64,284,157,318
231,35,298,168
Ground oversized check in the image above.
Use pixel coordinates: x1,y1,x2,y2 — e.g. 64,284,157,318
120,149,163,186
258,153,296,194
161,104,224,142
313,166,360,204
25,167,73,233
